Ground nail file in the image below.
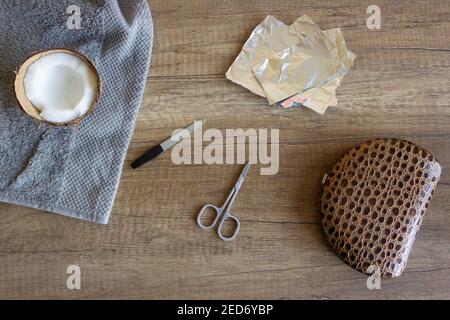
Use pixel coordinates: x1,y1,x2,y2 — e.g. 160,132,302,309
131,120,204,169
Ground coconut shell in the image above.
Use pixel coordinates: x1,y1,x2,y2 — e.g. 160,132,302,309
14,48,102,127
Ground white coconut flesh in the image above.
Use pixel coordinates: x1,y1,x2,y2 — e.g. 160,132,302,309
23,52,98,123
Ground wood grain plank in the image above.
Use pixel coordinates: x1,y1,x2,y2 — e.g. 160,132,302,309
1,0,450,299
149,0,450,77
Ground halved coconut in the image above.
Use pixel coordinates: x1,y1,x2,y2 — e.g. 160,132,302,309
14,49,101,126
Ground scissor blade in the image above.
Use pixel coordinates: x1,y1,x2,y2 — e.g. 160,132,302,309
160,119,204,151
234,162,251,192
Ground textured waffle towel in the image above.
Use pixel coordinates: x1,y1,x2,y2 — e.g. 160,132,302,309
0,0,153,224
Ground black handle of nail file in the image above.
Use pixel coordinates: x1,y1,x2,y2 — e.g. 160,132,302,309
131,145,164,169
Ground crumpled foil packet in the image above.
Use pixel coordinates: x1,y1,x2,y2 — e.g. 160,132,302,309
226,15,356,114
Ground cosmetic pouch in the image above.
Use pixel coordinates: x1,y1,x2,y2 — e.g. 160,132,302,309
319,138,441,278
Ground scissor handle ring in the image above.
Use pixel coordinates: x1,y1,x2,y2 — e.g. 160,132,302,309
217,213,241,241
197,204,221,229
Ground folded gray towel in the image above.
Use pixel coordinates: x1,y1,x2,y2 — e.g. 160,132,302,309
0,0,153,223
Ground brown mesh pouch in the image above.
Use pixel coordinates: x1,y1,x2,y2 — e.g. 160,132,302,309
319,138,441,278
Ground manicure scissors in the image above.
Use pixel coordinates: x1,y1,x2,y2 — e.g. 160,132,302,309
196,162,251,241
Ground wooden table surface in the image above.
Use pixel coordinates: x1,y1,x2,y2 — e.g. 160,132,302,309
1,0,450,299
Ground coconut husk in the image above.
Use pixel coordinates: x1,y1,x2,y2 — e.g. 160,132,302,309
14,48,102,127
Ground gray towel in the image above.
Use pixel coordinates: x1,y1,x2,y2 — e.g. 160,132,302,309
0,0,153,224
